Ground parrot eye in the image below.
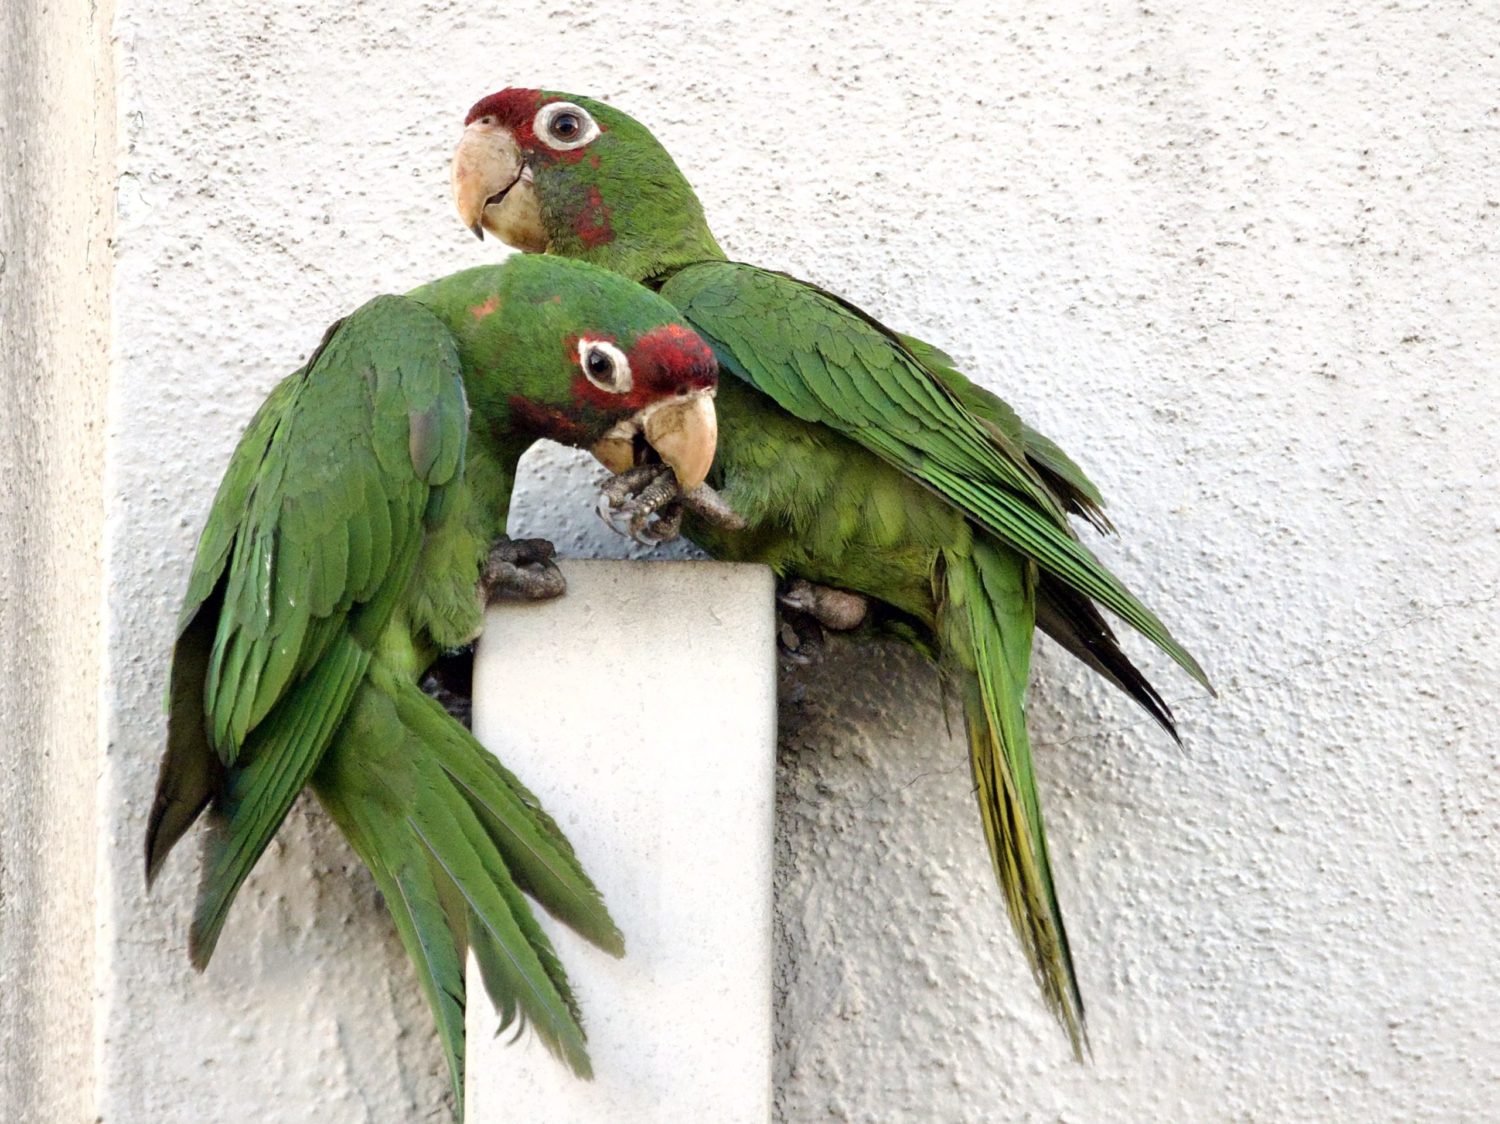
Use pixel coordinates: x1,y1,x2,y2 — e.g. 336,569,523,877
535,102,599,151
577,339,632,394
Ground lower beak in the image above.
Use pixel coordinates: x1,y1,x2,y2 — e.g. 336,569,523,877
592,390,718,491
451,124,522,239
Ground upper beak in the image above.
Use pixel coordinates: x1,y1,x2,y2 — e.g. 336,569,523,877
644,391,718,491
451,123,522,240
593,390,718,491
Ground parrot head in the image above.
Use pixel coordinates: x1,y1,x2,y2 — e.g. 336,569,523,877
450,89,719,279
421,256,718,488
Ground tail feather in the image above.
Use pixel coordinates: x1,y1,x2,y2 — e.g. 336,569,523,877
406,803,592,1077
335,800,469,1109
944,540,1087,1057
313,674,616,1106
394,685,624,956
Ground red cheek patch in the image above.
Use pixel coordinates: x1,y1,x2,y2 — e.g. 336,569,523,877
574,186,614,248
506,394,590,446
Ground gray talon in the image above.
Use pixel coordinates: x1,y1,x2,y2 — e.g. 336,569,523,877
480,535,566,602
778,579,869,631
599,465,747,546
598,464,686,545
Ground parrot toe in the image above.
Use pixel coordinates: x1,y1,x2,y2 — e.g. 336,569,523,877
778,579,870,632
679,482,748,532
596,464,685,545
480,535,567,602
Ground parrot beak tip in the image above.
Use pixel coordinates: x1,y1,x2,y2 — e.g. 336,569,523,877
470,222,485,241
591,391,719,492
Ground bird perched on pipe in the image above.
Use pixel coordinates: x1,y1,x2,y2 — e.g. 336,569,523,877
146,252,719,1114
450,88,1213,1055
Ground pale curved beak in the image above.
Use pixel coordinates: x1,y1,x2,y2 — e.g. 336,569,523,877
592,390,718,491
644,391,718,491
451,124,523,239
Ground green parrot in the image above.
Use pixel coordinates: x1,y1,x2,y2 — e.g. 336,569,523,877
450,89,1212,1054
145,252,720,1110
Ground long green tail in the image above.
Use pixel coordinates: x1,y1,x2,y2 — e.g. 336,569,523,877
311,670,624,1114
942,538,1086,1057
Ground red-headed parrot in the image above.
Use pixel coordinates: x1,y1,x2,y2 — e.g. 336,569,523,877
450,89,1213,1054
146,252,719,1111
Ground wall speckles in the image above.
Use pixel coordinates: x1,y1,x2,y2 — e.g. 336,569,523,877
97,1,1499,1121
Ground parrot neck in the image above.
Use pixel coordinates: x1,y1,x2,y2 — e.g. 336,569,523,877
551,220,725,286
538,165,725,284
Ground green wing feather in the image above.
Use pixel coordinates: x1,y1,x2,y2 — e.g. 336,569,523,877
202,300,467,758
890,335,1173,729
148,377,307,882
148,296,470,966
896,331,1112,533
662,261,1209,691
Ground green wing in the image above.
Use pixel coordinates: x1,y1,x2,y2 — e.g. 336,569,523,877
146,295,470,967
894,331,1179,735
896,331,1111,533
662,261,1209,690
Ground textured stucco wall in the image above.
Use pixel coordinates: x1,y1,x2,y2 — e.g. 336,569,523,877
96,1,1499,1121
0,0,114,1119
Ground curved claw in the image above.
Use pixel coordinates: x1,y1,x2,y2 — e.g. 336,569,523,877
596,464,686,545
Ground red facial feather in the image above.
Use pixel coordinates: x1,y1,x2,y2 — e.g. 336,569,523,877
574,185,614,248
465,88,542,135
559,325,717,416
464,88,602,163
627,324,718,398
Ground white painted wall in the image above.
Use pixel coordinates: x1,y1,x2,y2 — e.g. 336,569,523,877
93,1,1500,1121
467,562,778,1122
1,1,114,1119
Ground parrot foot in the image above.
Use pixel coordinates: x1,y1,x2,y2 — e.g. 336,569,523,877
598,465,747,545
480,535,566,602
597,464,686,545
679,481,748,532
775,581,868,664
778,579,869,631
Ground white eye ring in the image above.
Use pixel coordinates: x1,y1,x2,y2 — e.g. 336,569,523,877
534,102,599,151
578,339,632,394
